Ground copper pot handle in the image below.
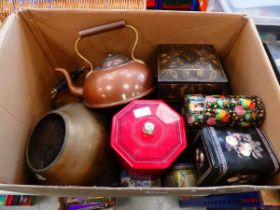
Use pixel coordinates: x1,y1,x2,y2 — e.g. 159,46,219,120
74,20,144,76
79,20,125,38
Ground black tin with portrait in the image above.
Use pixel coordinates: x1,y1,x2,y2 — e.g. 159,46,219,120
192,126,280,186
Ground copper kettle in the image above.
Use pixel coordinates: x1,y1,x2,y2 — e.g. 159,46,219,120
55,20,154,109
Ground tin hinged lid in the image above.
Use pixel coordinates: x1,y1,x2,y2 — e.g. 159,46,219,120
111,100,187,170
157,44,228,83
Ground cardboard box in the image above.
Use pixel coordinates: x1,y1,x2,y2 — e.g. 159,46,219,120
0,10,279,197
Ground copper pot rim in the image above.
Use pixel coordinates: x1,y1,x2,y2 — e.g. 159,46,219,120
84,87,155,109
26,109,70,173
87,60,147,78
94,58,133,71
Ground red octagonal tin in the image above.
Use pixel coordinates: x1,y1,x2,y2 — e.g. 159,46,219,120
111,100,187,179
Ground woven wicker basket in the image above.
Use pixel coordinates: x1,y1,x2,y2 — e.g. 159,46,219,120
0,0,146,23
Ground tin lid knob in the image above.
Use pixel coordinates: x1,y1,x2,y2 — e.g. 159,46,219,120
143,121,155,135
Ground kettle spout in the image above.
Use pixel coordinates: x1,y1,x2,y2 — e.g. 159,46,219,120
55,68,84,97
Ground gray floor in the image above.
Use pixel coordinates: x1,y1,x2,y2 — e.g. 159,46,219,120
116,197,204,210
0,196,205,210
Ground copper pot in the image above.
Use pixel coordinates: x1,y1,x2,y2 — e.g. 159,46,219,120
26,103,115,185
55,20,154,109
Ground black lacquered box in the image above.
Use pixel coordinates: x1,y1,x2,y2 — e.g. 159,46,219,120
157,44,228,102
193,126,279,186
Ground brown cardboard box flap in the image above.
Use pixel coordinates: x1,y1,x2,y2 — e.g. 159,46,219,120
19,10,247,70
0,184,280,197
0,13,56,184
225,19,280,161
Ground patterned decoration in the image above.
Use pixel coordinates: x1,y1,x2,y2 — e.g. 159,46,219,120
184,94,265,127
226,175,259,184
158,45,227,82
157,44,228,101
163,164,195,187
192,127,280,186
225,132,264,159
121,171,161,187
158,83,223,101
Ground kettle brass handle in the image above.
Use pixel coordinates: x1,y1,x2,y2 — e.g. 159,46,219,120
75,20,144,76
79,21,125,38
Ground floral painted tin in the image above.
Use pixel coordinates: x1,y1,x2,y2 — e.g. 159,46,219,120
183,95,265,127
121,170,162,187
193,127,279,186
157,44,228,102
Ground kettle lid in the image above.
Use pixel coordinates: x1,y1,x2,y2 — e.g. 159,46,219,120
98,53,130,70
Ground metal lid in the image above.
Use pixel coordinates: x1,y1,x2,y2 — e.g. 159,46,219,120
98,53,130,70
157,44,228,83
111,100,187,170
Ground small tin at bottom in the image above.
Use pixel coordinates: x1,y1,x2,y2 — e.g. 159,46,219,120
121,170,161,187
164,164,195,187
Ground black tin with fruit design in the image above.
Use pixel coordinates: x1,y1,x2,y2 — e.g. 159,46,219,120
192,127,279,186
157,44,229,102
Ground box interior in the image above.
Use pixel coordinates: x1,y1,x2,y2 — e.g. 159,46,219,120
0,10,280,196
